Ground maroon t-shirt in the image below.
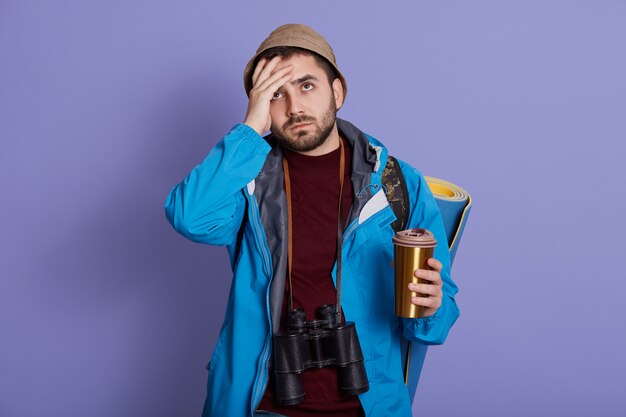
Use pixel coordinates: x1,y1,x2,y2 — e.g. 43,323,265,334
257,137,365,416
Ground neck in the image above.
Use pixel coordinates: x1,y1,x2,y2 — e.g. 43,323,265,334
294,125,341,157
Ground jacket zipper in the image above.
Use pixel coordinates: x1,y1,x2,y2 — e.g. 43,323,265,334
342,218,360,244
248,195,274,415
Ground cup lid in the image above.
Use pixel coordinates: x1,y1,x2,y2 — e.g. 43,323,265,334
392,228,437,248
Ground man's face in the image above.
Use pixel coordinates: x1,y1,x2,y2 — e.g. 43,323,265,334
268,54,343,153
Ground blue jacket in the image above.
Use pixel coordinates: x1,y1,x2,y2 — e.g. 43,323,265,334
164,118,460,417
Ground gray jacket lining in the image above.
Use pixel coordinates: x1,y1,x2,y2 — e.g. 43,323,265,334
253,118,381,332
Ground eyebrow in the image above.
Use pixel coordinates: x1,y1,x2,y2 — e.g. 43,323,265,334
289,74,319,86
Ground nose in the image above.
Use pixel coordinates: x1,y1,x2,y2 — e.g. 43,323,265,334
286,94,304,117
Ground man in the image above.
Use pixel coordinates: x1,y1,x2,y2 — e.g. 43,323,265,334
164,23,459,417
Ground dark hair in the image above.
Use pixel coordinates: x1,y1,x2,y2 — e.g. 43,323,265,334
253,46,339,88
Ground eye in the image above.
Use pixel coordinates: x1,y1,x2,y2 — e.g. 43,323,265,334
271,91,284,100
302,83,314,91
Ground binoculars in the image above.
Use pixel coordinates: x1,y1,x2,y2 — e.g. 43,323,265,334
272,304,369,406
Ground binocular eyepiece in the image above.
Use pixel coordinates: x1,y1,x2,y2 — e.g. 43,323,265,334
272,304,369,406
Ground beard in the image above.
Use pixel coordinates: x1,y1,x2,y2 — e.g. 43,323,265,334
271,96,337,153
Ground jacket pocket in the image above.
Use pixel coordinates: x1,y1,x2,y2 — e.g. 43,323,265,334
349,208,396,258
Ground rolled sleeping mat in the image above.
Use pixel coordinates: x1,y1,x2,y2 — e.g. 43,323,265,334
402,176,472,404
424,176,472,265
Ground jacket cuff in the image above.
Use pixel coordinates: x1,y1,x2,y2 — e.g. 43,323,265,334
231,123,272,156
401,295,460,346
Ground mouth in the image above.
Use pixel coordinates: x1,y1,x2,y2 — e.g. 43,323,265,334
290,122,312,130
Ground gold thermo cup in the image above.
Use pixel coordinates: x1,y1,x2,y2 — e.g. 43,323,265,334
393,228,438,318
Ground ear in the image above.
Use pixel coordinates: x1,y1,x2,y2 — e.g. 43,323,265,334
332,78,344,110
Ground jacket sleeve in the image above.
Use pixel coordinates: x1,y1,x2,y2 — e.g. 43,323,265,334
164,123,271,246
396,159,460,345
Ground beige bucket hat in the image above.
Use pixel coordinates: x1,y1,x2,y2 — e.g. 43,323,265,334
243,23,347,100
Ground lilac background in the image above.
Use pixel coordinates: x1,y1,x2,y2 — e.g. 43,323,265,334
1,1,625,416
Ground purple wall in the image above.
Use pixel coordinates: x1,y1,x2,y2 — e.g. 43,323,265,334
1,1,625,416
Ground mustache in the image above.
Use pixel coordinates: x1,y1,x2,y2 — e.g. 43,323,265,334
285,117,315,129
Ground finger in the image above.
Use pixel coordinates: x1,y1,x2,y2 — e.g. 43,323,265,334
413,269,442,285
255,56,284,88
427,257,443,272
410,296,439,308
251,57,267,86
252,56,284,86
408,282,442,297
256,66,293,94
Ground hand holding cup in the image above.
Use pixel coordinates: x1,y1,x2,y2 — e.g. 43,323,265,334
393,228,442,318
408,257,443,318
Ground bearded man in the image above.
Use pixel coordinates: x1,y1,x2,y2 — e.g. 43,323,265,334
164,23,460,417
